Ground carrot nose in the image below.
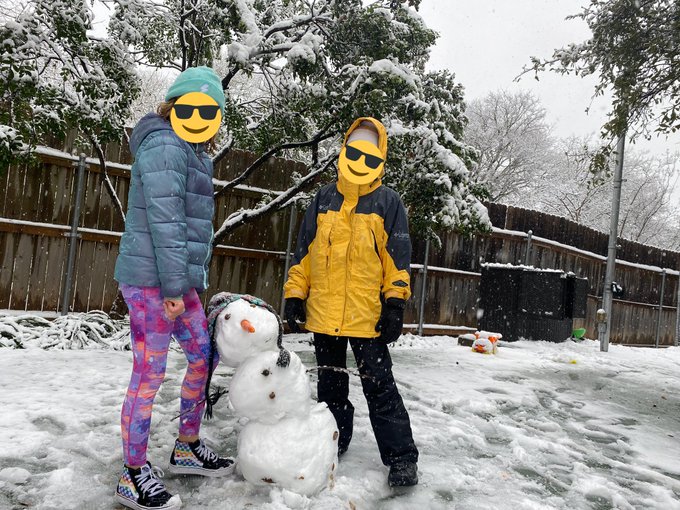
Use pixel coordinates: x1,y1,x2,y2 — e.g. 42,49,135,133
241,319,256,333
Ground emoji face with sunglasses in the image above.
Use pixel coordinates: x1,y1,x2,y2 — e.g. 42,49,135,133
338,139,386,185
170,92,222,143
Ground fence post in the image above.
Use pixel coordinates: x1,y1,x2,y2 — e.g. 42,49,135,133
655,268,666,348
417,238,430,336
280,203,297,317
60,154,87,315
675,273,680,347
524,230,533,266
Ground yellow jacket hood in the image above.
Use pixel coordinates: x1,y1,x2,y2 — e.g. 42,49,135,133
337,117,388,198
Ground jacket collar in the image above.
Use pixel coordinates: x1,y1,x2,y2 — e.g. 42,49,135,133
336,172,382,203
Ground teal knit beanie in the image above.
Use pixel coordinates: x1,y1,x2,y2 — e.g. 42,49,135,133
165,66,225,114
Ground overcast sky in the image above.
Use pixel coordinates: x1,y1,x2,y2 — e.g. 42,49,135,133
418,0,679,156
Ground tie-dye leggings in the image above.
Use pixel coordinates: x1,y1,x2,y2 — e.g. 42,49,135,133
119,284,218,467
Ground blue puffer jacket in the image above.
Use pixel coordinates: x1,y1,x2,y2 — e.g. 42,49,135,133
114,113,215,298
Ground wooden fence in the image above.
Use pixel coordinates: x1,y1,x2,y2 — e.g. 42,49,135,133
1,138,679,346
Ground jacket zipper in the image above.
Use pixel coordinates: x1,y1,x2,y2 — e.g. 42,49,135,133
196,142,212,291
340,208,356,331
203,229,214,290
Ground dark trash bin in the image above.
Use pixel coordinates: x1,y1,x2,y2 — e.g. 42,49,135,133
478,264,588,343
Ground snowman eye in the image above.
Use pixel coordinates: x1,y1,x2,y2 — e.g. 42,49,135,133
250,304,256,308
223,313,231,321
261,369,270,376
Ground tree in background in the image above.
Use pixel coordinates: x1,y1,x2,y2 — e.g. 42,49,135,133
0,0,139,215
524,136,610,226
535,142,680,250
467,90,680,251
464,90,557,202
526,0,680,171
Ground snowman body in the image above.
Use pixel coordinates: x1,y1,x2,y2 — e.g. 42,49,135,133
214,299,280,367
229,350,338,495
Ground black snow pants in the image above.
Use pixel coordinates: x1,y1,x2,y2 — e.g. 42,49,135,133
313,333,419,466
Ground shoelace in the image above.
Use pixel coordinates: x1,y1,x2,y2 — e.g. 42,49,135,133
135,465,167,498
195,440,218,463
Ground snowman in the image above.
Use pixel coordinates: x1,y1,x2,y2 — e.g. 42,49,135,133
230,349,339,495
205,293,339,496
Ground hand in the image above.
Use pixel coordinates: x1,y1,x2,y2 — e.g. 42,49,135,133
284,298,306,333
375,298,405,344
163,298,185,321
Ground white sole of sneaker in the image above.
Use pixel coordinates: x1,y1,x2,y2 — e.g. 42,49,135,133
114,492,182,510
167,463,236,478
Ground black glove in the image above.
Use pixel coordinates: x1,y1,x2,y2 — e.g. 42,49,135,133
375,298,405,344
284,298,306,333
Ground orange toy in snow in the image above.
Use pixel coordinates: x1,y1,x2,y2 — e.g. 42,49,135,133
472,331,500,354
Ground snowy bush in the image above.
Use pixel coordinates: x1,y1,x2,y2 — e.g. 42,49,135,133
0,0,138,168
0,311,131,350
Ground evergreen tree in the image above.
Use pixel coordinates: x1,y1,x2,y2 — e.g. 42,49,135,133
2,0,491,241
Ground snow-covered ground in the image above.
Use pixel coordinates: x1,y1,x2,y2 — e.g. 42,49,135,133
1,334,680,509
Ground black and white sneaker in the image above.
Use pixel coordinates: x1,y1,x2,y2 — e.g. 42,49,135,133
168,438,235,477
115,463,182,509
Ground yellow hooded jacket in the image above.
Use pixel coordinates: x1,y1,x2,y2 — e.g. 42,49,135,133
283,117,412,338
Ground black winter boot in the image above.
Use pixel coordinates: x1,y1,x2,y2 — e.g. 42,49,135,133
388,461,418,487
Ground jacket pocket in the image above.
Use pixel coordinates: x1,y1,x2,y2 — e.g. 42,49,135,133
310,214,334,289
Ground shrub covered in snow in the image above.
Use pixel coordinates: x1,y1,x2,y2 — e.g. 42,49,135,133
0,311,131,350
0,0,139,173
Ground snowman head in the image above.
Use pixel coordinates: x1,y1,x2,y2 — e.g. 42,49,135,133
229,349,311,424
214,298,280,367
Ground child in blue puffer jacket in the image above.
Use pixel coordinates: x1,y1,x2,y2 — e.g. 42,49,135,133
113,67,233,510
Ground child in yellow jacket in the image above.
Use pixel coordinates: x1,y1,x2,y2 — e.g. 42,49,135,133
284,117,418,487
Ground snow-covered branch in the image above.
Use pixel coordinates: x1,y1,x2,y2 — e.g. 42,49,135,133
213,151,337,244
213,125,336,199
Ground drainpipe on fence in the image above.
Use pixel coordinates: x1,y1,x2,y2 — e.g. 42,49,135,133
280,203,297,318
655,269,666,348
60,154,87,316
524,230,533,266
600,132,626,352
417,238,430,336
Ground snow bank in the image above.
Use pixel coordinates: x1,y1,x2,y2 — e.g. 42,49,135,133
1,333,679,508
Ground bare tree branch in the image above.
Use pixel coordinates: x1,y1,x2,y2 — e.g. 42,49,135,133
213,151,337,244
90,136,126,224
213,124,337,199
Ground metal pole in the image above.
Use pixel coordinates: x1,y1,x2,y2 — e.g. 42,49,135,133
417,238,430,336
524,230,533,266
599,132,626,352
280,202,297,317
675,273,680,347
60,154,87,315
655,269,666,348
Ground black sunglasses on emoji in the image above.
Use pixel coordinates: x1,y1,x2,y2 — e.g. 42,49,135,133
344,145,384,169
173,104,220,120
